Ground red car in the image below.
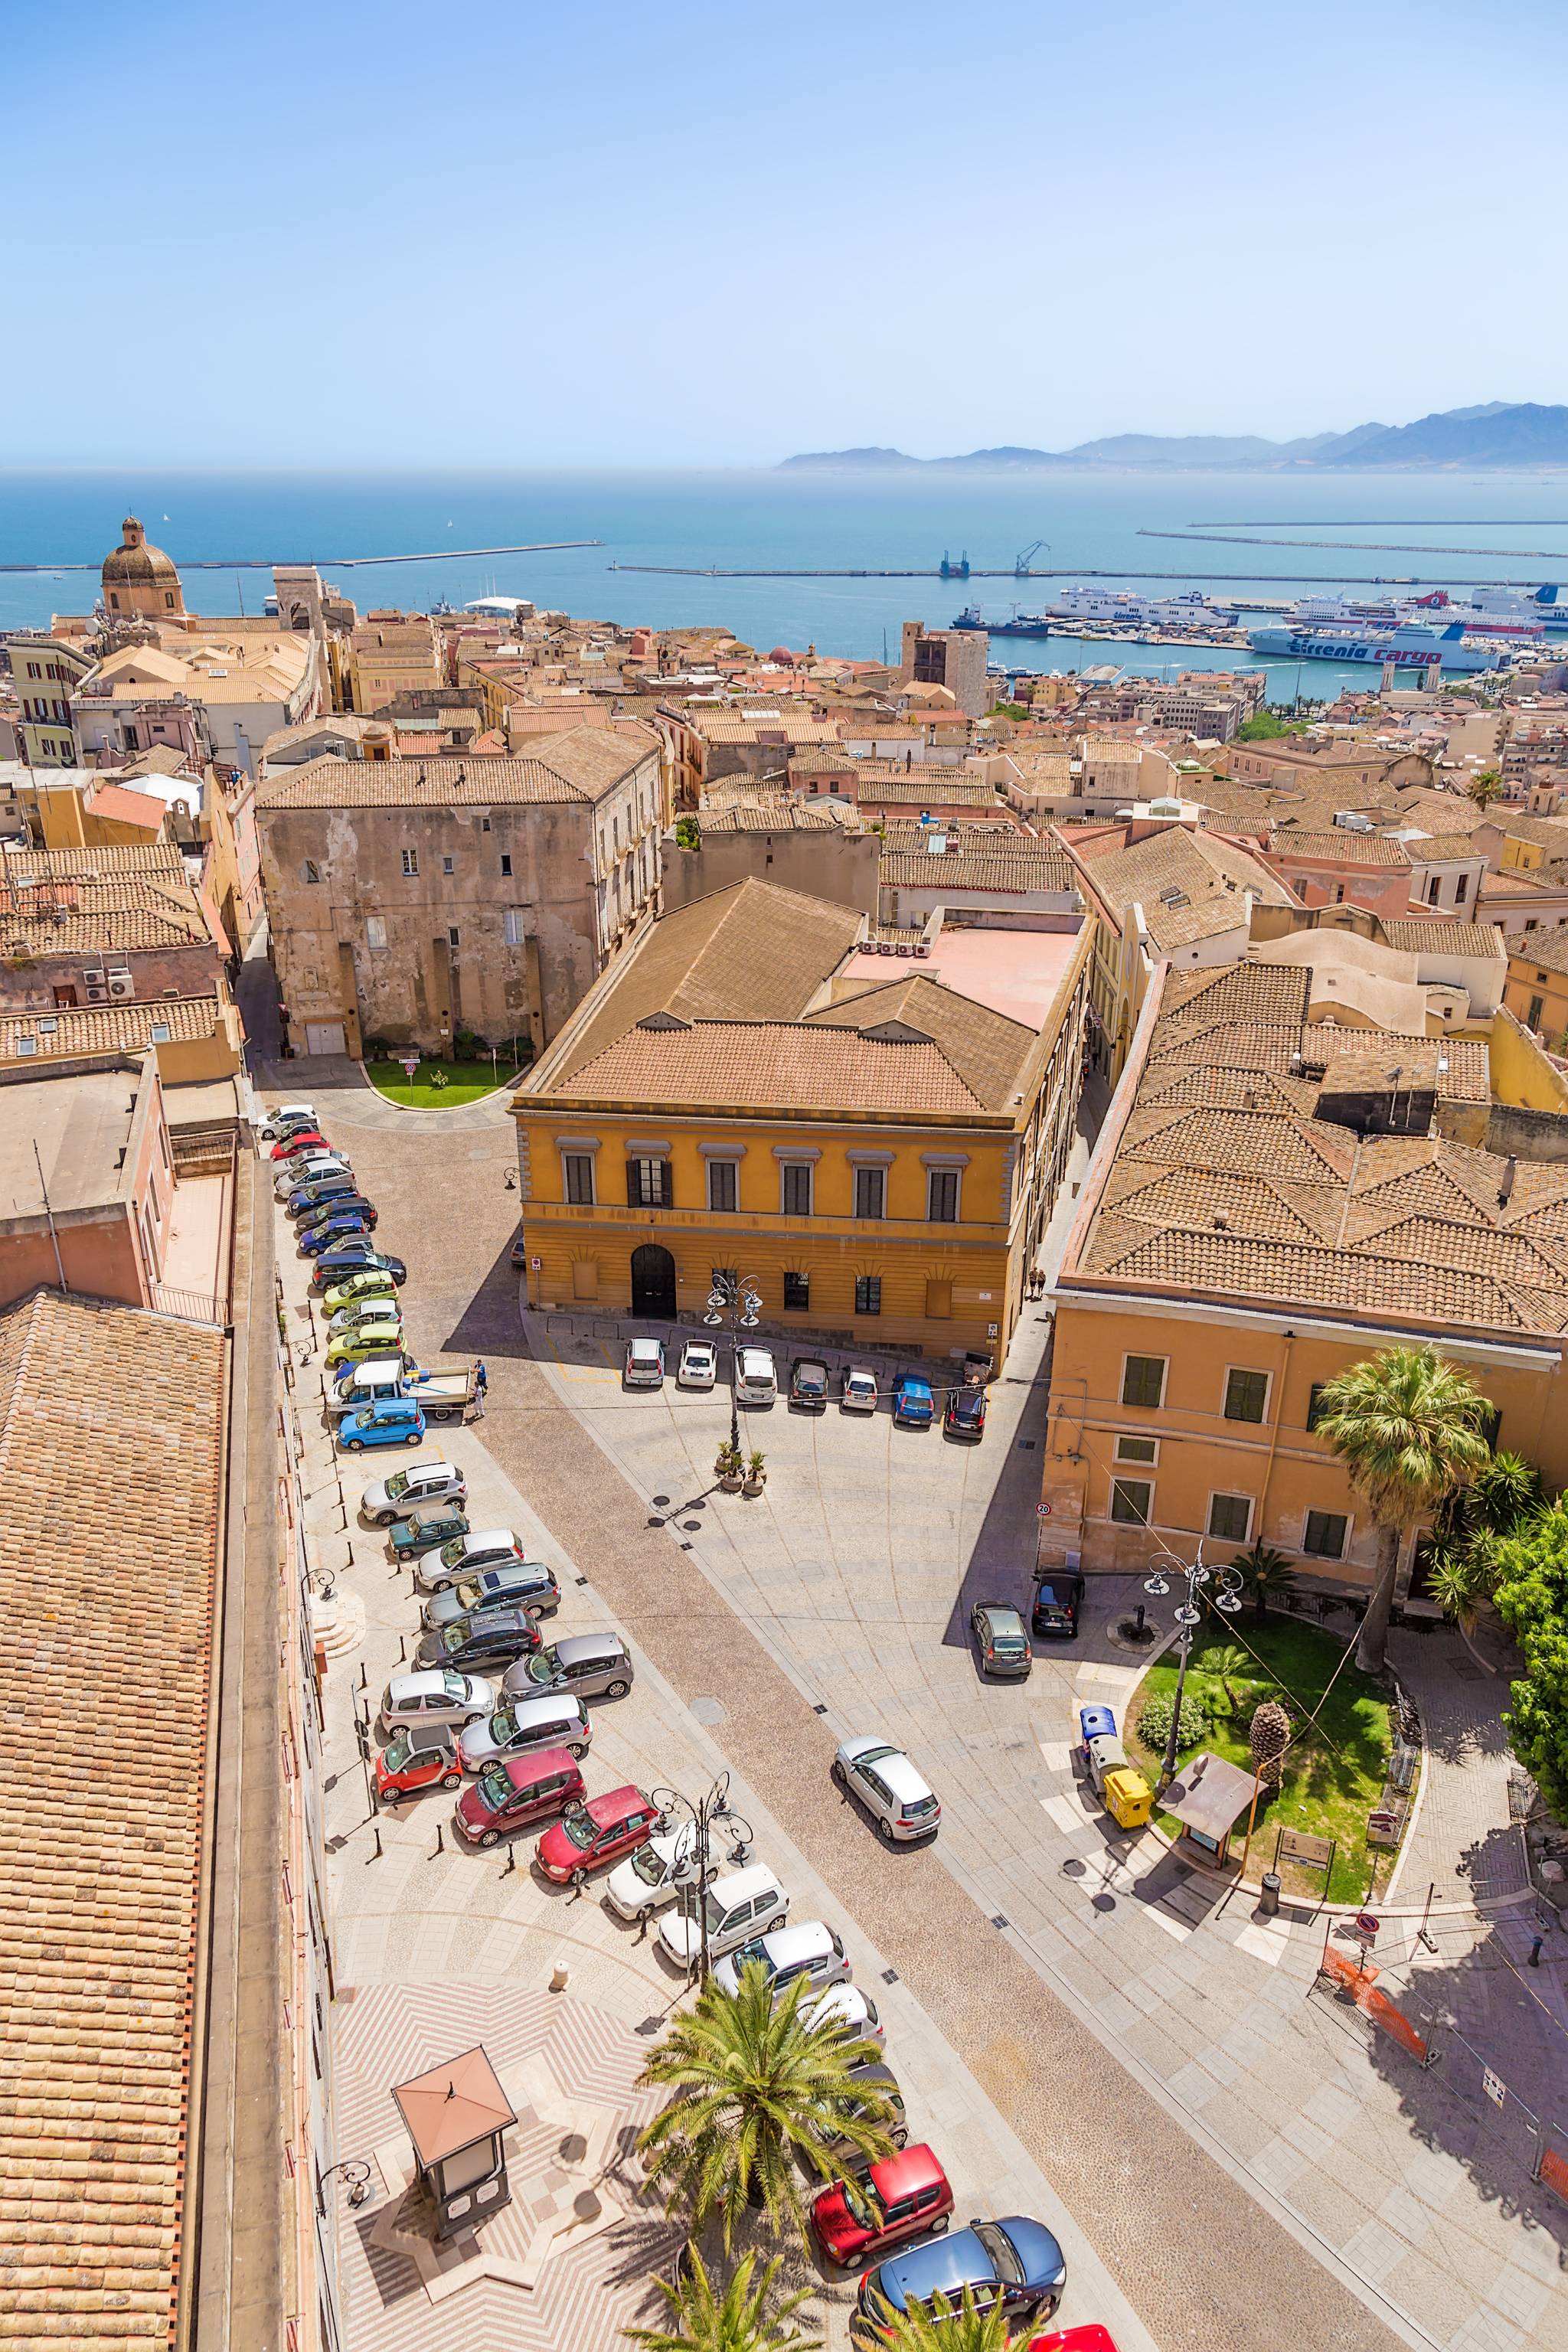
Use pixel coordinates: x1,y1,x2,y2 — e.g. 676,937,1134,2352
374,1725,462,1805
534,1784,662,1883
1027,2331,1121,2352
455,1748,584,1846
811,2144,954,2267
270,1129,328,1159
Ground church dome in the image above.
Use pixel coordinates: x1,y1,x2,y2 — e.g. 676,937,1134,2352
103,516,180,586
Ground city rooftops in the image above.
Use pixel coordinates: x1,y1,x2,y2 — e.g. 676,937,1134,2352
256,722,657,810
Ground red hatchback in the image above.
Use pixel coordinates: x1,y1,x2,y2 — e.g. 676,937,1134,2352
1027,2331,1121,2352
535,1785,662,1883
374,1725,462,1805
454,1748,585,1847
811,2144,953,2268
271,1129,328,1159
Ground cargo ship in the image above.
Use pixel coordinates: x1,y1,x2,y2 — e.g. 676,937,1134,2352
1246,619,1506,674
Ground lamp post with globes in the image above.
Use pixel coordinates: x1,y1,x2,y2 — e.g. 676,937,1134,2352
651,1769,756,1983
1143,1541,1243,1795
704,1271,762,1455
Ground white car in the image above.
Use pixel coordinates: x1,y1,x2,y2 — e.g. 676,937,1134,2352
841,1364,879,1414
735,1346,777,1406
656,1863,789,1967
605,1823,698,1920
678,1339,717,1389
361,1459,468,1524
378,1668,495,1735
832,1736,941,1845
258,1101,318,1142
802,1983,885,2047
624,1337,665,1388
712,1918,848,2000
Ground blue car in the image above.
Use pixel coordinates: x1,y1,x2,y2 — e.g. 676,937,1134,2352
851,2216,1067,2347
300,1212,376,1256
311,1247,407,1290
338,1400,426,1452
891,1374,935,1428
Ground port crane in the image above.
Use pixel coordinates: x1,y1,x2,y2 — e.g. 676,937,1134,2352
1014,539,1049,577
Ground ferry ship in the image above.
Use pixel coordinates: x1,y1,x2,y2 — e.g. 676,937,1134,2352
1246,619,1507,674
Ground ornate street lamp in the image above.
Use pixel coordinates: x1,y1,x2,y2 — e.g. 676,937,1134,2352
1143,1541,1243,1795
651,1769,756,1982
704,1272,762,1455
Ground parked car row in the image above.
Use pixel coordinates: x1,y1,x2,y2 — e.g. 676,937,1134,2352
621,1338,990,1438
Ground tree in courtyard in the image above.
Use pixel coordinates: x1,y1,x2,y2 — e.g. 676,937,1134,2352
1425,1451,1544,1630
1489,1501,1568,1819
625,2246,819,2352
1232,1541,1298,1617
1467,768,1504,810
1312,1345,1493,1675
1249,1697,1292,1790
637,1962,896,2252
875,2288,1017,2352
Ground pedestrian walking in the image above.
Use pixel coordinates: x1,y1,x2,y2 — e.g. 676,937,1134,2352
475,1358,488,1419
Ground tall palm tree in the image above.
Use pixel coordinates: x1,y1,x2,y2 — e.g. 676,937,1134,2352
1231,1541,1296,1618
637,1962,897,2252
876,2287,1016,2352
625,2245,819,2352
1467,767,1504,810
1312,1345,1492,1674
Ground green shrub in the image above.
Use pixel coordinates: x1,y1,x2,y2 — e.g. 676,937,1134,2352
1138,1690,1208,1755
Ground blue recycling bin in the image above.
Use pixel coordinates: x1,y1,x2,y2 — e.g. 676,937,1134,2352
1078,1704,1117,1753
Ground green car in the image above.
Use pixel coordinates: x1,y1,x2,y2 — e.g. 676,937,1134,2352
390,1504,470,1560
325,1323,407,1371
322,1269,400,1318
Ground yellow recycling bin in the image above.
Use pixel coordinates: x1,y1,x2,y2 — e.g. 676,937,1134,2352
1102,1767,1153,1830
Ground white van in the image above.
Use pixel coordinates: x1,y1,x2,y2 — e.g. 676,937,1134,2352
657,1861,789,1968
735,1346,778,1406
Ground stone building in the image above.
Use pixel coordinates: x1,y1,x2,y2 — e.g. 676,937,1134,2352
101,515,188,626
900,620,989,720
255,725,663,1057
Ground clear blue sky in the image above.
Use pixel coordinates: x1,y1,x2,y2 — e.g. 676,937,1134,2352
8,0,1565,467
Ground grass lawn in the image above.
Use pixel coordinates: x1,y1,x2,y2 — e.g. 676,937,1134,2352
364,1057,520,1109
1126,1613,1402,1906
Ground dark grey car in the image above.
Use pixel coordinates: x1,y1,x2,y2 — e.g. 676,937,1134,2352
971,1602,1032,1680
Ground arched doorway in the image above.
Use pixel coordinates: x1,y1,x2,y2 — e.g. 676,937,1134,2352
630,1243,677,1319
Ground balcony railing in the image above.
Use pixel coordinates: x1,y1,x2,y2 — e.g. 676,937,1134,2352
151,1283,229,1328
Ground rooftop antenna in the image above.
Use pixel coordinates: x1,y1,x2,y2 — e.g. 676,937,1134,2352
33,1140,68,1293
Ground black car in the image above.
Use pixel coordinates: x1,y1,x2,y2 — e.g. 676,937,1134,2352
414,1606,544,1675
311,1248,407,1290
789,1356,829,1411
944,1387,986,1441
1030,1572,1084,1640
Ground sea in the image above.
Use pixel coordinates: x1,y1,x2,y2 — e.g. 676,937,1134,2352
7,468,1568,703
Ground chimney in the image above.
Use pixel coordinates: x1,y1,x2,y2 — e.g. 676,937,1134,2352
1498,1155,1517,1209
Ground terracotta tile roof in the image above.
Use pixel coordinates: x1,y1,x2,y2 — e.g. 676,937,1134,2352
849,775,998,805
0,858,212,957
697,801,854,833
256,723,655,811
694,714,840,746
0,995,222,1063
1266,828,1412,867
544,879,865,1087
1068,957,1568,1341
563,1017,987,1114
1072,827,1292,950
83,781,168,829
0,1290,224,2347
879,840,1074,893
2,844,186,883
1508,920,1568,978
804,972,1036,1109
1380,917,1506,957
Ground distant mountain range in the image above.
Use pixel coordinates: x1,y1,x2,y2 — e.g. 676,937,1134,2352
779,404,1568,472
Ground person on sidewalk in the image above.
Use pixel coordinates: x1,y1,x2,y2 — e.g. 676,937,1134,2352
475,1359,488,1419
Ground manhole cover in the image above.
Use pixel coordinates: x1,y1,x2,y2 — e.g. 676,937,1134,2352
691,1697,726,1726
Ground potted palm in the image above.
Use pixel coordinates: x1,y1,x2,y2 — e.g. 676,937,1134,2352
715,1441,743,1491
743,1449,767,1496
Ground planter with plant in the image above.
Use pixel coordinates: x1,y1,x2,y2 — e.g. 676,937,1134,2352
743,1449,767,1496
715,1441,744,1490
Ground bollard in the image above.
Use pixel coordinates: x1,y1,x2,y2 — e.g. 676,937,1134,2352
398,1635,407,1662
1530,1935,1544,1968
502,1847,517,1877
1259,1871,1282,1919
433,1821,445,1857
358,1661,367,1691
371,1827,383,1860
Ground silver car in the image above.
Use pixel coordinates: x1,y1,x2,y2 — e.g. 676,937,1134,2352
713,1919,850,2001
411,1528,528,1594
275,1155,350,1199
501,1632,633,1703
832,1736,942,1844
378,1668,495,1736
362,1459,467,1525
458,1691,593,1771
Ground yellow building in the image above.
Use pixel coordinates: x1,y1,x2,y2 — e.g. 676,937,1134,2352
101,516,187,625
1502,919,1568,1051
347,612,443,714
514,878,1091,1357
1040,959,1568,1596
0,995,243,1082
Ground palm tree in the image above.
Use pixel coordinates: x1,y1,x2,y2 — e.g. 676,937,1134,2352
626,2246,819,2352
1312,1345,1493,1674
876,2288,1016,2352
637,1962,897,2252
1423,1548,1491,1632
1466,768,1504,810
1432,1449,1541,1550
1232,1541,1296,1617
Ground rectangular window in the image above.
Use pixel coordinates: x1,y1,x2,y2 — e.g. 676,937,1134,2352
783,1271,810,1311
482,816,492,831
1121,1354,1167,1410
302,859,322,885
780,1162,812,1216
1306,1383,1330,1431
1528,995,1545,1028
401,848,418,877
1427,875,1441,904
1109,1478,1153,1526
365,915,387,951
442,855,455,876
500,854,513,876
503,908,525,946
1223,1367,1269,1424
447,926,460,948
1114,1433,1159,1465
628,1157,669,1208
563,1153,595,1205
854,1276,882,1317
854,1165,885,1219
1208,1492,1253,1542
1303,1510,1348,1560
1455,873,1468,905
707,1159,737,1213
926,1168,960,1222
